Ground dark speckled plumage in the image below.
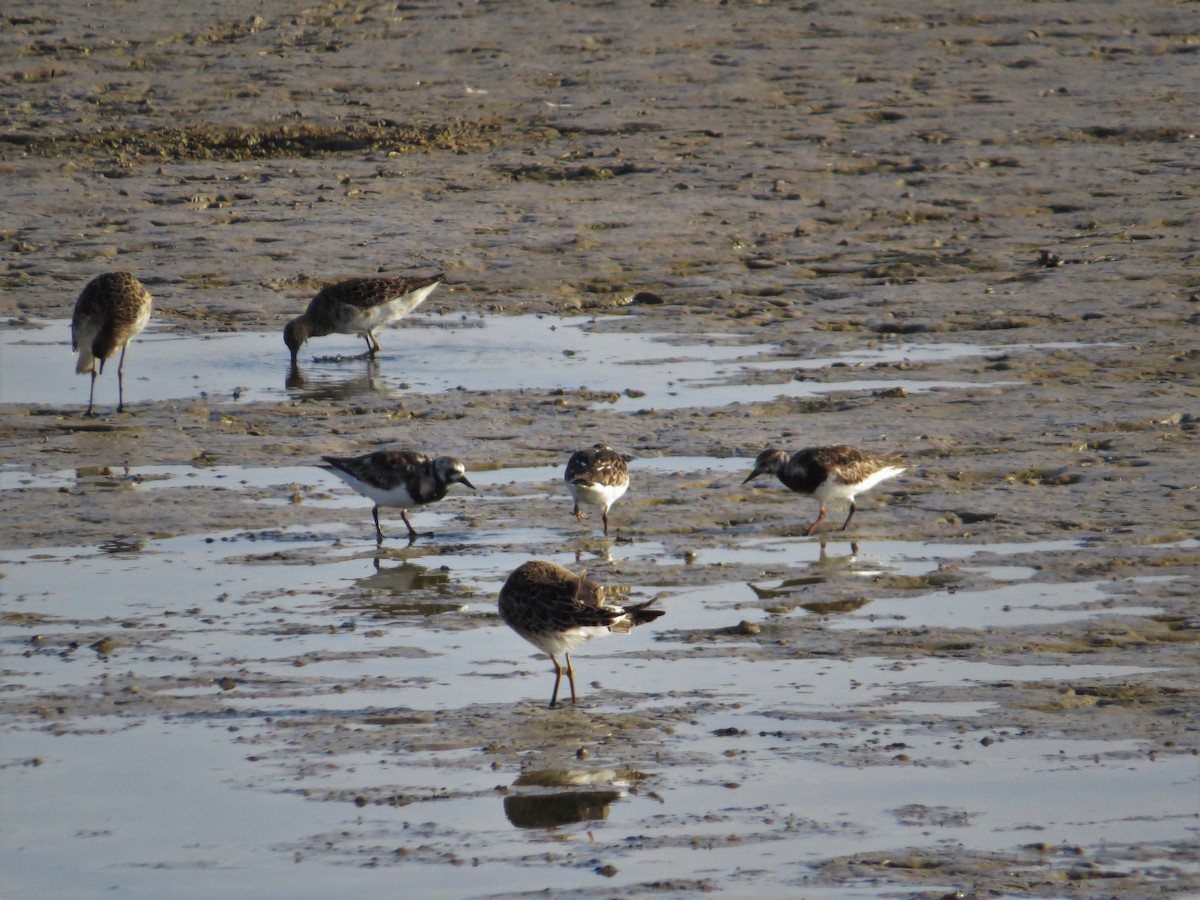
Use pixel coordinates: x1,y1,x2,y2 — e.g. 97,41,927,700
564,443,631,535
320,448,474,543
70,272,153,416
499,560,664,708
284,274,444,365
743,444,906,535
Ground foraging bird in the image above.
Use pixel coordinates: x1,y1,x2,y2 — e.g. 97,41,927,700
70,272,153,416
320,449,474,543
564,443,631,536
498,560,665,708
283,273,444,367
743,444,906,535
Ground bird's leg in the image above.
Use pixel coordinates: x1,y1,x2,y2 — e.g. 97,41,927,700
573,502,588,521
564,652,577,705
354,332,381,360
372,506,385,544
548,655,563,708
840,501,858,531
400,509,419,543
805,503,828,536
601,510,609,536
84,366,98,417
116,344,129,413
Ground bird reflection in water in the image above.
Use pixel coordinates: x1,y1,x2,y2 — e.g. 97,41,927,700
502,768,643,829
72,465,143,489
572,542,614,565
747,538,864,608
333,558,463,619
285,356,386,399
818,537,859,563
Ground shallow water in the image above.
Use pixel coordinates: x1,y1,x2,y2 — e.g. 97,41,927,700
25,709,1174,900
3,466,1196,897
2,315,1036,410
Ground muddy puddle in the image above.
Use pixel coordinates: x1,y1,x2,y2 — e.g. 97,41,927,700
2,313,1042,411
4,488,1197,896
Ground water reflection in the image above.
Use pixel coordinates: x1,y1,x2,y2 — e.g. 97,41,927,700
572,542,614,565
333,558,464,617
799,596,873,615
71,465,140,490
285,358,388,400
502,767,643,829
820,539,860,562
747,539,861,600
5,315,1037,409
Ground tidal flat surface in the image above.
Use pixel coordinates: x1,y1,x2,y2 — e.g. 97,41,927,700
2,1,1198,897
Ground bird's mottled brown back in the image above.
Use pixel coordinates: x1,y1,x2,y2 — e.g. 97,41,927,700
565,444,630,489
71,272,152,358
308,275,444,315
323,449,430,490
498,560,620,635
801,445,903,486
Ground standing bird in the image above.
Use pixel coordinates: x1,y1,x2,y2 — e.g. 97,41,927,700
320,449,475,543
283,273,444,367
70,272,153,417
743,445,906,535
564,443,631,536
498,560,665,708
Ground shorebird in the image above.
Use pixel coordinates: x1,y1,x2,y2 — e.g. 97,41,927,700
70,272,153,416
743,444,906,535
564,443,631,536
283,273,444,367
320,449,475,543
498,560,665,708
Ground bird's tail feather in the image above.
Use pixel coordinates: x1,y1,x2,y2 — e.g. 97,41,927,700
622,598,666,627
75,348,96,374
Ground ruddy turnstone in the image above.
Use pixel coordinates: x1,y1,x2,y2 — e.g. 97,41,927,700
70,272,153,416
743,444,906,535
564,443,631,536
283,273,444,367
498,560,665,708
320,449,475,543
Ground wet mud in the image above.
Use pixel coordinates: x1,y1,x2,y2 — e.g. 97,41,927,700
2,1,1198,897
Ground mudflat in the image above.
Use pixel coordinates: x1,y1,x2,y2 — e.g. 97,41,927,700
2,2,1197,896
